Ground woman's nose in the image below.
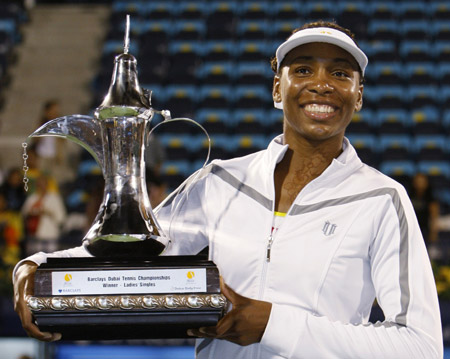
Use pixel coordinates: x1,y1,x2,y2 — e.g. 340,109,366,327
307,71,334,95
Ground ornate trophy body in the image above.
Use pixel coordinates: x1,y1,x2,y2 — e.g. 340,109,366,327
25,17,226,340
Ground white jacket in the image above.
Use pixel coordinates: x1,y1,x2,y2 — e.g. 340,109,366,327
19,135,443,358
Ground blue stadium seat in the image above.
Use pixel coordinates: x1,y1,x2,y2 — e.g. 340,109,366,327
430,2,450,20
379,160,416,186
272,2,302,21
205,2,238,40
161,160,194,189
430,20,450,41
367,20,399,41
197,61,234,85
141,1,174,20
272,21,297,42
374,85,406,109
417,161,450,189
175,1,206,20
405,62,436,85
437,62,450,85
167,41,202,84
367,40,398,62
347,134,378,166
236,40,270,61
407,86,439,109
379,135,413,161
400,20,429,41
411,107,442,135
236,61,272,86
195,108,231,134
440,86,450,110
336,2,369,39
172,20,206,41
433,41,450,62
159,134,193,160
139,20,173,48
236,20,270,41
442,109,450,130
230,135,269,158
370,62,404,85
199,85,233,108
267,109,284,135
398,3,429,20
347,109,375,134
237,1,270,20
414,135,448,161
231,109,267,134
399,41,432,62
202,41,235,62
190,134,234,161
376,108,410,134
368,2,398,20
305,2,335,20
234,85,271,108
165,85,197,119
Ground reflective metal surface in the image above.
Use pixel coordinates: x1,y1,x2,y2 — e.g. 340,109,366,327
26,16,169,258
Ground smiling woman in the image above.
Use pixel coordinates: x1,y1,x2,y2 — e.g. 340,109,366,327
13,20,443,359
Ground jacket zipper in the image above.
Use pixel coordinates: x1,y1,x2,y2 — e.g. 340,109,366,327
266,234,274,262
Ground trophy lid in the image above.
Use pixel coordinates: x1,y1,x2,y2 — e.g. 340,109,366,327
98,15,151,115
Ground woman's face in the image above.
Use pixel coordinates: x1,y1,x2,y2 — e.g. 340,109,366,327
273,42,363,144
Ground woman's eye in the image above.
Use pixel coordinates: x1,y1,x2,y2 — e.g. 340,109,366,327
334,71,350,78
295,67,310,74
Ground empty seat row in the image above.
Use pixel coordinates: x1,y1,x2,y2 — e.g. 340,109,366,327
111,1,450,22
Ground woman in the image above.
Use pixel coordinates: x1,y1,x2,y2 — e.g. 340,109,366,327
13,22,442,358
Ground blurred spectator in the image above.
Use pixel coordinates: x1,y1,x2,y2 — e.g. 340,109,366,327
0,167,27,211
0,192,23,266
146,168,167,208
145,134,166,176
24,143,59,194
409,172,440,246
22,174,66,255
33,100,65,174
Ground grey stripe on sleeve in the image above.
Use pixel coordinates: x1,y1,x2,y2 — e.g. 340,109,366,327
196,338,213,356
211,164,273,211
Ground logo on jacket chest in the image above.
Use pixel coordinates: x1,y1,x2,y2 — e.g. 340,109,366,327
322,220,337,236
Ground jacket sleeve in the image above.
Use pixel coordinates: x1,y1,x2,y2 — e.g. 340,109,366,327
155,168,210,256
12,245,91,284
260,188,443,358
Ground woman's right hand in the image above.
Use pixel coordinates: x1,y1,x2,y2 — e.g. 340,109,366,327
13,261,62,341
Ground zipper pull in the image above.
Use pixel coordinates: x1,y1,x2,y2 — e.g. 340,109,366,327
266,234,274,262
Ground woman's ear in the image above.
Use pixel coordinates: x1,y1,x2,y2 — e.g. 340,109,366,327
273,75,282,107
354,84,363,112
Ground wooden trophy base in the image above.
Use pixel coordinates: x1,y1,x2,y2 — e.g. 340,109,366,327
29,256,227,340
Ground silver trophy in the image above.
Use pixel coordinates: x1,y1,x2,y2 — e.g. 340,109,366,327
24,16,225,340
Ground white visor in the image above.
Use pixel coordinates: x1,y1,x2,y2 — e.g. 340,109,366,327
273,27,368,110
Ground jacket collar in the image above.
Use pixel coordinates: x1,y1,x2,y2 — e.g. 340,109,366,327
264,134,363,186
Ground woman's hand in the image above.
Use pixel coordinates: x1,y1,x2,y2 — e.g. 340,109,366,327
13,261,62,342
187,279,272,346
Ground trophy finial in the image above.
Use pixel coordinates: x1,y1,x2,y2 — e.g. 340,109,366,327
124,14,130,55
98,15,151,110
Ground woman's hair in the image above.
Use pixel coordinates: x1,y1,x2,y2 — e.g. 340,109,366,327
270,20,364,82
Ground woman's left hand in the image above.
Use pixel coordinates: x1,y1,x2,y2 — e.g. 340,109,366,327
187,279,272,346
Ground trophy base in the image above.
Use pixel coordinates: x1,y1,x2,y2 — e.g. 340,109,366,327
34,309,222,340
29,256,226,340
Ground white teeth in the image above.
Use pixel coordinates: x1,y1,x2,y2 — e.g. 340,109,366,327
304,104,335,113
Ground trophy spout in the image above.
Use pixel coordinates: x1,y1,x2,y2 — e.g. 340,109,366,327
28,115,104,170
